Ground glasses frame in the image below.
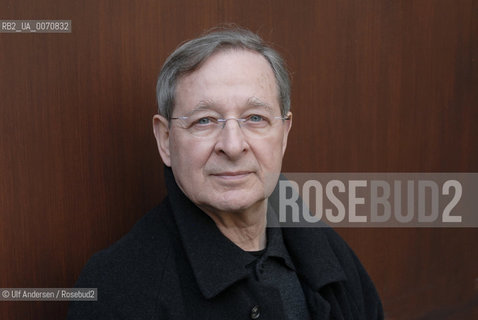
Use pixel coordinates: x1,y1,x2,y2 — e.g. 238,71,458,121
169,113,291,137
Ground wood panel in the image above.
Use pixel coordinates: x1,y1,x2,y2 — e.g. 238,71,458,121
0,0,476,318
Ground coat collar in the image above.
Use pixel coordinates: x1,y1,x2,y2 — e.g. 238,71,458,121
281,227,347,290
164,167,346,299
268,174,347,290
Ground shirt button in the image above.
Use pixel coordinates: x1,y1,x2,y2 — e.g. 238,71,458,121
259,264,265,274
256,263,265,275
250,305,260,319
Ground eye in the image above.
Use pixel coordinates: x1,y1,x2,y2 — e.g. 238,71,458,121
191,116,218,127
248,114,265,122
197,117,211,125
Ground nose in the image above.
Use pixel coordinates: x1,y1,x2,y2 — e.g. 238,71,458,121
214,119,249,159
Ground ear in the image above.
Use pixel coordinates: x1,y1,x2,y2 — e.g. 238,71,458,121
152,114,171,167
281,112,292,156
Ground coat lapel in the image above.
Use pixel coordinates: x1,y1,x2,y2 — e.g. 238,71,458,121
301,282,332,319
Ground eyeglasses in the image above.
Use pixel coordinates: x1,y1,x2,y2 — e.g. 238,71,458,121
170,113,291,138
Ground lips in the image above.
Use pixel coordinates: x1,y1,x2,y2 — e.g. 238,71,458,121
212,171,251,177
210,171,253,182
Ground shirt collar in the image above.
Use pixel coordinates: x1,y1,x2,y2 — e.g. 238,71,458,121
265,207,296,271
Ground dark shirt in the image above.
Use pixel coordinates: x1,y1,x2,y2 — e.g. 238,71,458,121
246,227,310,320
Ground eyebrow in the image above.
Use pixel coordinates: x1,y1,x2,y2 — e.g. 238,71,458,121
191,100,217,113
188,97,275,115
246,97,275,113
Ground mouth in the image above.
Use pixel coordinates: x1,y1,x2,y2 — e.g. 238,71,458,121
211,171,252,180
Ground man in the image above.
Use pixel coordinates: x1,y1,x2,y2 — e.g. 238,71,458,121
68,27,383,319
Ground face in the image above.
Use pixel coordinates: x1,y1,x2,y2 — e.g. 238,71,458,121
153,49,292,216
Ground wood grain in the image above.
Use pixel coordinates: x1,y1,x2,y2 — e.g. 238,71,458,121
0,0,476,318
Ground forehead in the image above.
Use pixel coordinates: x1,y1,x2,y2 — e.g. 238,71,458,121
174,49,279,114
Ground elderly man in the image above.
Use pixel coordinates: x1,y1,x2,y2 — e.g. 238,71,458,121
68,28,383,320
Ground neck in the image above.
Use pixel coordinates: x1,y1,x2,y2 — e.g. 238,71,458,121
200,201,267,251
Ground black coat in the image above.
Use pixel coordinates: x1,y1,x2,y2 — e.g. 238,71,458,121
68,169,383,319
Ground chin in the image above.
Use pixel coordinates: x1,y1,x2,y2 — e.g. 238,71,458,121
209,192,265,213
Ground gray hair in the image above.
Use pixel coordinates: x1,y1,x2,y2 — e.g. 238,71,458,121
156,27,291,120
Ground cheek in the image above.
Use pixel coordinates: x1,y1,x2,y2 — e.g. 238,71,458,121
254,135,286,169
169,134,213,170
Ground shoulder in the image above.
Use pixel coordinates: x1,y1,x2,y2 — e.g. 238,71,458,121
85,200,175,276
68,199,178,318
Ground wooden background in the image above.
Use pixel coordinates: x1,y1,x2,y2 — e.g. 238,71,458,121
1,0,476,318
